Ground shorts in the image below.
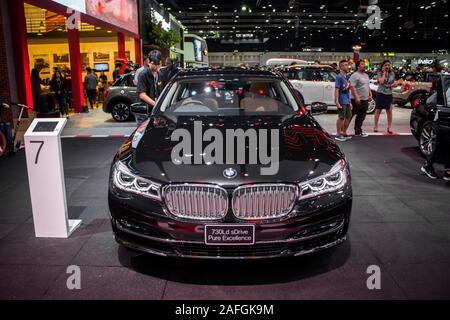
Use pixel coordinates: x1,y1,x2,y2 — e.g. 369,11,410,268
375,93,393,109
337,104,352,119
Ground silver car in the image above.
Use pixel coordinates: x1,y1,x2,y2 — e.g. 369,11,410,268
103,73,139,122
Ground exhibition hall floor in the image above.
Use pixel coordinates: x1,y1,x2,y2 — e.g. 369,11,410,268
1,136,449,300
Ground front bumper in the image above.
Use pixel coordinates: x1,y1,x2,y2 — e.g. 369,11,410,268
108,185,352,259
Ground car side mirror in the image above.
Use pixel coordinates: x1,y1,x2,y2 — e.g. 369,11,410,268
130,102,149,117
309,102,328,115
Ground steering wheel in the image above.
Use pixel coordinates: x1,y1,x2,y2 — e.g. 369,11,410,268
180,97,204,106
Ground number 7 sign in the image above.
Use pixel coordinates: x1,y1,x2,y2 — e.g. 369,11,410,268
24,119,82,238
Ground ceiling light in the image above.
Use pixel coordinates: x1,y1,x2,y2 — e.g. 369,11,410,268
241,5,247,11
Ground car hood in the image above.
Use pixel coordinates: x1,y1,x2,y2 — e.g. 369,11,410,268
129,114,344,187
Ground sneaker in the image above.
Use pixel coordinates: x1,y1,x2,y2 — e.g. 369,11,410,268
335,135,346,142
443,170,450,181
343,134,352,141
421,165,438,179
356,132,369,137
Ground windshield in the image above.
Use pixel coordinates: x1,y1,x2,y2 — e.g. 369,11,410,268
158,76,298,116
282,68,336,82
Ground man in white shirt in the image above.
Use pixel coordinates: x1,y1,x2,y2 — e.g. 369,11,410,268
133,56,150,86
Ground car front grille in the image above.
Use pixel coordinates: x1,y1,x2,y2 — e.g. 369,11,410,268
162,184,229,220
163,183,299,221
232,184,298,220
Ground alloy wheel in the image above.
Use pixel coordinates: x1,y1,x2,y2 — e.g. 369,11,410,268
367,99,376,114
419,122,437,157
112,103,131,122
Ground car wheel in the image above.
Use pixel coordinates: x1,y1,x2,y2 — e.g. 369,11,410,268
366,99,376,114
419,121,437,157
111,102,131,122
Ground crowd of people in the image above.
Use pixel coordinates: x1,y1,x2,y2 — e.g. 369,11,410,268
334,58,444,141
334,58,449,181
29,53,179,119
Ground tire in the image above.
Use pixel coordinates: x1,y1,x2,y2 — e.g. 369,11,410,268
111,101,131,122
419,121,437,158
366,99,376,114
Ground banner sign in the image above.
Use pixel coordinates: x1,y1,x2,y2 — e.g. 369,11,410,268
52,0,139,34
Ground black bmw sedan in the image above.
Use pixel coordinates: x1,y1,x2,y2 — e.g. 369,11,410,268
108,68,352,259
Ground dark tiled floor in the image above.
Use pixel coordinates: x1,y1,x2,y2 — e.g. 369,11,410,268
0,137,449,300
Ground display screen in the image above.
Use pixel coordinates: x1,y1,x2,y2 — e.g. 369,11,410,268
33,122,59,132
194,39,203,62
51,0,139,35
94,63,110,71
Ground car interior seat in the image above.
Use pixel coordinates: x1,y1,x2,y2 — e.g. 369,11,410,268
240,82,278,112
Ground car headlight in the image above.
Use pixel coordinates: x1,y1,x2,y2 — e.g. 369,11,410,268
112,161,161,200
298,159,349,200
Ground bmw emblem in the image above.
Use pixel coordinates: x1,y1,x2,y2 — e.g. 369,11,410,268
223,168,237,179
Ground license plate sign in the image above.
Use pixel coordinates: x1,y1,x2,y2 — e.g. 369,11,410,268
204,224,255,245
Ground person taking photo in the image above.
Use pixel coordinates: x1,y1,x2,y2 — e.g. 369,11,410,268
374,60,399,134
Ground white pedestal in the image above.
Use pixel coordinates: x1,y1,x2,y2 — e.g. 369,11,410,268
24,118,82,238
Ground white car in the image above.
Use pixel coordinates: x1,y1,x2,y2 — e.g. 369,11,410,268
280,65,376,114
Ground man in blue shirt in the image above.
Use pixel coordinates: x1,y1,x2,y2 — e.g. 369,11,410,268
335,59,353,141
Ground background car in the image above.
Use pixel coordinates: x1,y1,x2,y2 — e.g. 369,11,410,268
102,73,138,122
393,72,434,107
281,64,376,114
108,68,353,259
410,74,450,158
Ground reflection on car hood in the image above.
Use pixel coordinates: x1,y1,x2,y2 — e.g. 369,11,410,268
130,114,344,187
